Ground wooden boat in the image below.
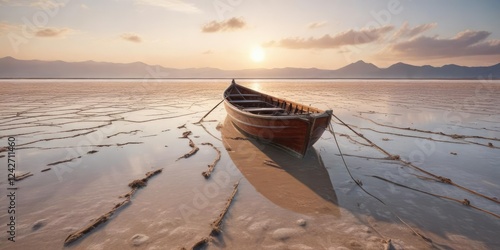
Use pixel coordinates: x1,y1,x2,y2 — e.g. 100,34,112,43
223,80,332,157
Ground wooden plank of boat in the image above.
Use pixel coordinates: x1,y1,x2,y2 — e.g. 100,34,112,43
243,107,284,112
228,94,260,97
231,100,266,104
223,79,332,157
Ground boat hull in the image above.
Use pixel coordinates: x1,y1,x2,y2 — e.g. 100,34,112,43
223,82,331,157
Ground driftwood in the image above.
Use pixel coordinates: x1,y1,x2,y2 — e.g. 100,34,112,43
201,143,221,178
187,181,240,249
64,168,163,245
64,206,122,246
47,156,82,166
14,172,33,181
180,131,192,138
177,138,199,161
106,130,141,139
210,181,239,234
190,237,210,250
116,142,143,147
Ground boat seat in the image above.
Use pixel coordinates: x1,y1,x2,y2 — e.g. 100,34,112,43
243,107,284,112
228,94,260,97
230,100,265,104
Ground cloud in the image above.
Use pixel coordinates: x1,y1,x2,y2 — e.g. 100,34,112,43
0,0,66,8
120,33,142,43
393,22,436,39
264,26,394,49
0,22,17,33
80,3,89,10
201,17,246,33
202,50,213,55
308,21,327,29
391,30,500,58
35,27,71,37
0,22,73,38
135,0,200,13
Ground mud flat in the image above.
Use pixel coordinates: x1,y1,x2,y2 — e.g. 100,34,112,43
0,79,498,249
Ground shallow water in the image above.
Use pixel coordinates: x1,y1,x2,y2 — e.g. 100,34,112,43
0,79,499,249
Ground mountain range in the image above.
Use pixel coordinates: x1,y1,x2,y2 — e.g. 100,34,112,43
0,56,499,79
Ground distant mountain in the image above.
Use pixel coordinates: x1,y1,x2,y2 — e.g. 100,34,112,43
335,60,382,78
383,62,500,79
0,56,498,79
0,56,176,78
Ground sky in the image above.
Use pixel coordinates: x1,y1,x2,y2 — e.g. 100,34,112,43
0,0,499,70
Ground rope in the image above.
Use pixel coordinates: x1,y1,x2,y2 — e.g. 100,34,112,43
194,99,224,124
329,113,499,204
327,123,435,246
371,176,500,219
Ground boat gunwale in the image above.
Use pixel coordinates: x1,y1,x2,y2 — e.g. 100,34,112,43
223,83,331,120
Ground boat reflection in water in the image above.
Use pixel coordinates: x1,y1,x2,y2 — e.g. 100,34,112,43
221,116,339,215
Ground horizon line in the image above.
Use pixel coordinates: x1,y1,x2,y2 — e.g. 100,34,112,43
1,77,499,80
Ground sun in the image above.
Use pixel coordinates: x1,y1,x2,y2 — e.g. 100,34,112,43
250,46,265,62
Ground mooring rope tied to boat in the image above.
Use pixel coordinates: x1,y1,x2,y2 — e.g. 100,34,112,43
327,122,436,246
355,114,500,142
372,176,500,219
329,112,499,204
194,99,224,124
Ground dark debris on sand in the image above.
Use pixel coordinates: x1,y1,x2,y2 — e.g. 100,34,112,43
64,168,163,245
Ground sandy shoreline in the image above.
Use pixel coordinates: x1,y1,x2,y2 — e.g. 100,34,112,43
0,79,499,249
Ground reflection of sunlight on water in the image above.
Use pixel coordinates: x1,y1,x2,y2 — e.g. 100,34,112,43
250,81,261,92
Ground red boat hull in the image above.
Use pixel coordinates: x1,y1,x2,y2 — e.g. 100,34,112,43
223,82,331,157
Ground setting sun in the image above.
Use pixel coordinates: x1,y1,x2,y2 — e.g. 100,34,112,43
250,46,265,62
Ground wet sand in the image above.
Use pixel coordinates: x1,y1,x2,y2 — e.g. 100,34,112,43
0,79,499,249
